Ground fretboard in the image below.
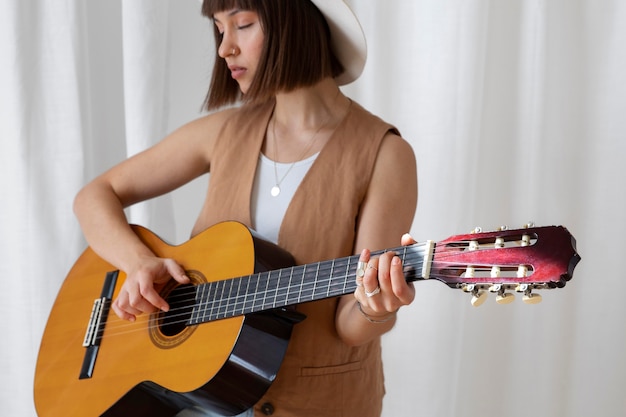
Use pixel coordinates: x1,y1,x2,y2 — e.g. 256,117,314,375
188,242,431,325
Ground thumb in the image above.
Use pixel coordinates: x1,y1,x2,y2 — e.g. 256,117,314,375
401,233,417,246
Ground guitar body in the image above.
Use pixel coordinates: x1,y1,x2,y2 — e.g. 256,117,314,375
34,222,299,417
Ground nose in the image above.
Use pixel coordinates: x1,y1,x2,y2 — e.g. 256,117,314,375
217,34,237,58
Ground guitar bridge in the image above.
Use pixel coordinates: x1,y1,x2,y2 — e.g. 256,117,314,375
83,297,108,347
79,270,117,379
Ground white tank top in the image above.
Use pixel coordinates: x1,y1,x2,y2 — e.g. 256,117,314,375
251,153,318,244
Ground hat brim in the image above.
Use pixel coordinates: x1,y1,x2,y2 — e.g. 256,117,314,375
310,0,367,85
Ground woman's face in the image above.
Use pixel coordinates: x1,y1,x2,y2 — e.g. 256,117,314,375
213,9,264,94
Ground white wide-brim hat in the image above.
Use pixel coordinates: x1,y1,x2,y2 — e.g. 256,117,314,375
310,0,367,85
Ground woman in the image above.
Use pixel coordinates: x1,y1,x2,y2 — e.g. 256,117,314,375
73,0,418,416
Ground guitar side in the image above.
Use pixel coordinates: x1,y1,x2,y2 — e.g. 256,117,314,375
34,222,298,417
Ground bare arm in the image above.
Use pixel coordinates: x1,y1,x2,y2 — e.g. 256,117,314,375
335,132,418,346
73,110,232,320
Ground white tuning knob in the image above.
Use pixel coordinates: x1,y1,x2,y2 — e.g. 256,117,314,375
522,293,542,304
496,293,515,304
471,291,488,307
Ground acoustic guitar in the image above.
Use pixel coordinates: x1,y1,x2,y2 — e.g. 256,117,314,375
34,221,580,416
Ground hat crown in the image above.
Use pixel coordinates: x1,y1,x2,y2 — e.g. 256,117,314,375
310,0,366,85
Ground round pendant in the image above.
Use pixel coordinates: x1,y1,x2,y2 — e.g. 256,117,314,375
271,185,281,197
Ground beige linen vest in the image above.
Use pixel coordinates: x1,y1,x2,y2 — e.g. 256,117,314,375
193,99,398,417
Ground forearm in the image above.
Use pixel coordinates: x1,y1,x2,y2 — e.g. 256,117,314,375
73,182,155,272
335,295,397,346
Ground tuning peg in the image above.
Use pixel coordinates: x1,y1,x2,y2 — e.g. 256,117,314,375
516,283,543,304
489,284,515,305
522,293,542,304
462,284,488,307
471,226,482,234
523,221,535,229
471,290,488,307
496,293,515,304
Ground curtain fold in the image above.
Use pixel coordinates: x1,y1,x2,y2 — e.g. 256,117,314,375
121,0,176,235
0,1,88,415
2,1,624,416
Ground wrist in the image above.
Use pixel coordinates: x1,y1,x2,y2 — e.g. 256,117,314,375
356,301,397,324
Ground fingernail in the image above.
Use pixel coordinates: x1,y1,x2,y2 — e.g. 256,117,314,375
392,256,401,265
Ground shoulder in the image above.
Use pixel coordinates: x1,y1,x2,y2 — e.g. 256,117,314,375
188,101,274,139
374,131,416,182
380,131,414,160
170,106,244,154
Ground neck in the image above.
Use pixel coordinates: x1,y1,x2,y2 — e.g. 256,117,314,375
273,78,348,130
264,78,351,162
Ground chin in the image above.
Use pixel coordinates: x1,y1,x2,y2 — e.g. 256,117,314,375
238,83,250,95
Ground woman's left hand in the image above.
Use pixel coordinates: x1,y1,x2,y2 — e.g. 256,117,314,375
354,233,417,320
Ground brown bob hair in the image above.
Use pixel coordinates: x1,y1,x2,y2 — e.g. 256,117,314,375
201,0,344,110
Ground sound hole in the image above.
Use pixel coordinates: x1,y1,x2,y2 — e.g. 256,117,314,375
160,284,195,337
149,270,204,348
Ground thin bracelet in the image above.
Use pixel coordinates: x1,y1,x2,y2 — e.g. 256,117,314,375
356,301,397,324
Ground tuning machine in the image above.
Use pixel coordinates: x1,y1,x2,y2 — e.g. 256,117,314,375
489,284,515,305
462,284,488,307
516,283,543,304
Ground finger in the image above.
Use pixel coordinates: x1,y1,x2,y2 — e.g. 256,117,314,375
137,283,169,312
401,233,417,246
375,252,394,292
112,297,138,322
362,257,380,296
164,259,191,285
389,255,415,303
355,249,371,288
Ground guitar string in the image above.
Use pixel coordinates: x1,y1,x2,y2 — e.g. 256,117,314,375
90,248,430,337
95,242,538,337
161,241,527,309
90,244,535,338
161,238,514,304
96,245,536,338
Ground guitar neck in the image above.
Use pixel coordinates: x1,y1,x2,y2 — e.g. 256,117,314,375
188,243,432,325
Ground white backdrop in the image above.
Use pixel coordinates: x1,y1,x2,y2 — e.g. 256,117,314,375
1,0,624,416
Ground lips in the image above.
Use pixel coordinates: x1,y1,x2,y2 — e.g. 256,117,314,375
228,65,246,80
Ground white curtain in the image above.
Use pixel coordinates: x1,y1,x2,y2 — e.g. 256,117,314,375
2,0,624,416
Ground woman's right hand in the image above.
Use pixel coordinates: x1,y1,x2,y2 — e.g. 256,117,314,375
112,255,190,321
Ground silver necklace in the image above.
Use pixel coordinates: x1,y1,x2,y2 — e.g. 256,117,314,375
270,112,331,197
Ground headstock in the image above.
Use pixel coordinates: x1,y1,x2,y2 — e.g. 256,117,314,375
429,224,580,306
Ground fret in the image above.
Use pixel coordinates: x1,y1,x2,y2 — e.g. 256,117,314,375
272,269,282,309
190,284,200,324
213,280,224,319
284,266,301,306
273,267,291,307
233,276,243,315
199,283,209,323
186,243,428,326
211,281,222,321
310,262,320,301
241,275,252,313
251,273,261,313
206,281,217,321
327,257,347,298
261,271,272,310
222,279,234,319
300,264,317,302
327,259,335,298
285,266,294,305
296,265,306,304
340,257,350,296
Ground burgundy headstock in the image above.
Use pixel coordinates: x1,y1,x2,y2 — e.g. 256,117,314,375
429,225,580,306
